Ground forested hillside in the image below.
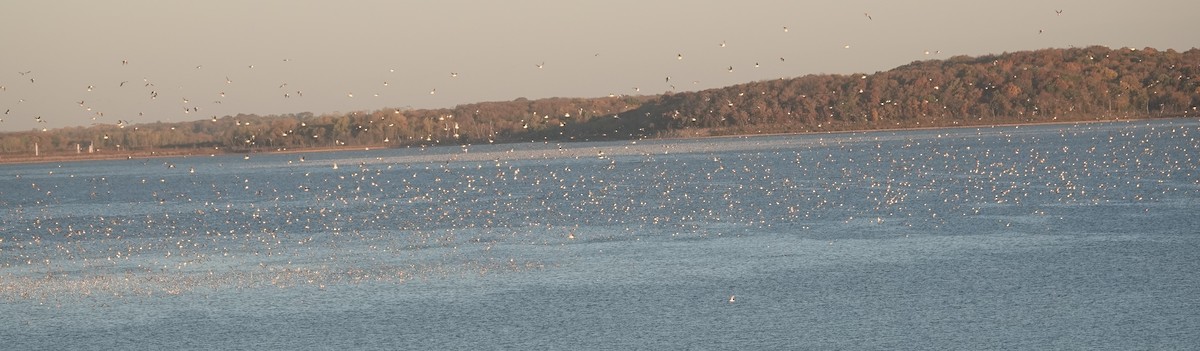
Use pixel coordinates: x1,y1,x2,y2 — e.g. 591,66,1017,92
643,46,1198,137
2,46,1196,158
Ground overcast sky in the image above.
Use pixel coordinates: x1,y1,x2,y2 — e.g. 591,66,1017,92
1,0,1196,132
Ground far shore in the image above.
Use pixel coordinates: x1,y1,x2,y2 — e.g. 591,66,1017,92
0,115,1188,166
0,145,384,165
656,115,1178,142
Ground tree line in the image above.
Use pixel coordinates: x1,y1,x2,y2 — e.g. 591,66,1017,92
643,45,1198,137
2,46,1197,158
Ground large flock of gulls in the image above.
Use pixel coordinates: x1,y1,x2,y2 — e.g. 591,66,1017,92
1,116,1196,304
6,7,1190,306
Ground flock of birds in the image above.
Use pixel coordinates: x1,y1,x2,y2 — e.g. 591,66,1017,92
0,7,1123,306
1,117,1195,305
1,8,1071,135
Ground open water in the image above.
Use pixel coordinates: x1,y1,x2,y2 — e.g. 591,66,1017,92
2,119,1198,350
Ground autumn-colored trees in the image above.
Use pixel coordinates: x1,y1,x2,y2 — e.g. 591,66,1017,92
636,46,1198,136
2,46,1197,158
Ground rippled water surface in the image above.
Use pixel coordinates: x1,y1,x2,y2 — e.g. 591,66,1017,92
3,119,1199,349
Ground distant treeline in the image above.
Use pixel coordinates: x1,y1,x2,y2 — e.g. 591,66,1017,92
3,46,1197,157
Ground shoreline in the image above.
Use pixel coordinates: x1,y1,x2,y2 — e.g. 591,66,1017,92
0,146,381,166
0,115,1188,166
656,115,1186,141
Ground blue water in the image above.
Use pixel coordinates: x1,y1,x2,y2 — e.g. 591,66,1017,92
2,119,1198,349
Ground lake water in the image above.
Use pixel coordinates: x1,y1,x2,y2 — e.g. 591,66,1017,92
2,119,1198,350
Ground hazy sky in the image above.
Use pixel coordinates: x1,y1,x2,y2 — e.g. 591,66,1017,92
1,0,1196,132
